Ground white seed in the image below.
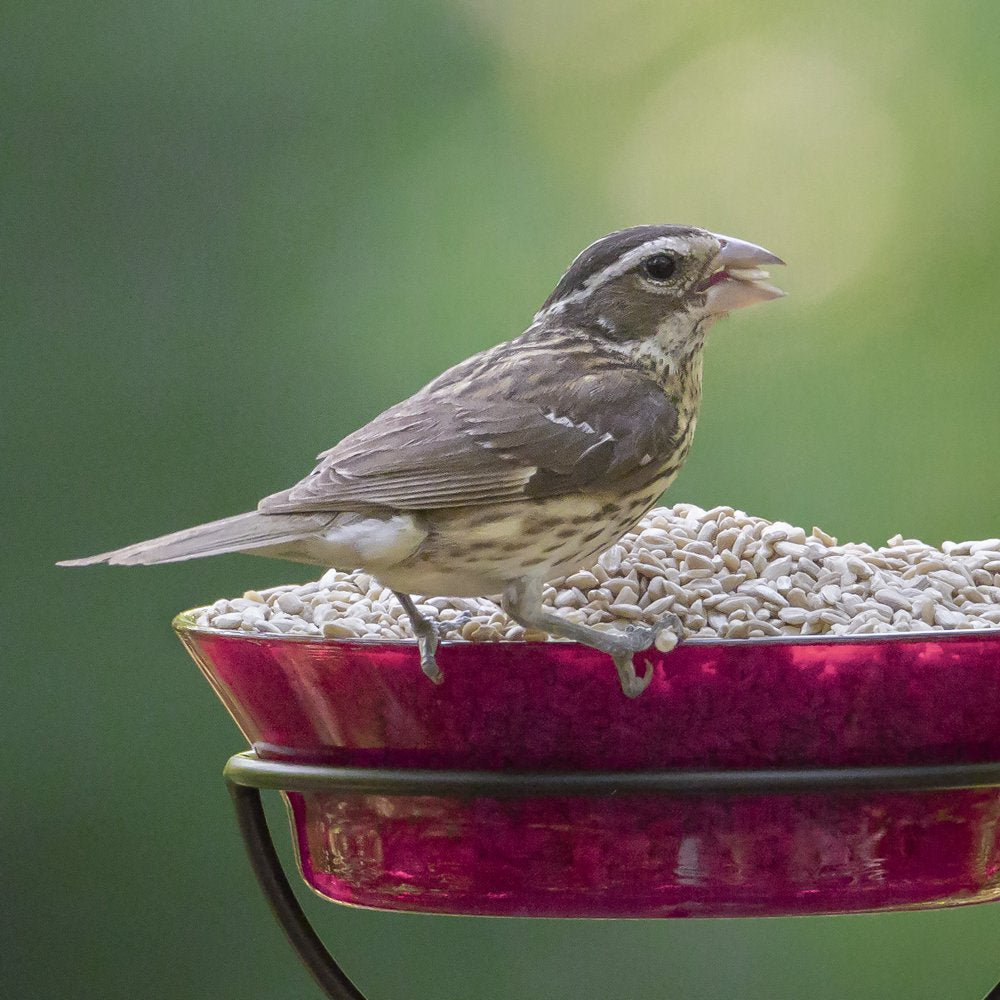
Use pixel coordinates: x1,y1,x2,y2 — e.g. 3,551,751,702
778,607,809,625
731,532,750,560
275,592,305,615
786,588,813,610
934,607,969,629
761,556,795,582
642,596,676,616
936,569,973,590
196,503,1000,648
874,587,910,613
522,628,550,642
683,567,716,580
654,630,678,653
748,619,783,636
609,602,645,619
744,583,788,607
773,541,809,559
720,550,741,571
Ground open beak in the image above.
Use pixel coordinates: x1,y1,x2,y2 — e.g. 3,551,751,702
700,234,786,314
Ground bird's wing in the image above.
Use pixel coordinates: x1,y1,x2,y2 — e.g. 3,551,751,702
258,349,680,514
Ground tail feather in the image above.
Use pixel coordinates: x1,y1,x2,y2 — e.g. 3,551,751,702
58,510,330,567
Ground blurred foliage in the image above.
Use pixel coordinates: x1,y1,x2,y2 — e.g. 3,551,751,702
6,2,1000,998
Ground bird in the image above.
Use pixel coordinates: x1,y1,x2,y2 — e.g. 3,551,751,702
60,224,784,696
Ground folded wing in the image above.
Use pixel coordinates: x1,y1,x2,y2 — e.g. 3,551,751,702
259,349,680,514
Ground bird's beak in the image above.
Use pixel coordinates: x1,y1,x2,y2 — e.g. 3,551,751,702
700,234,786,314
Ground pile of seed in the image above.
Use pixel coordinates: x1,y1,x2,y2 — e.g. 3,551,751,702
193,503,1000,641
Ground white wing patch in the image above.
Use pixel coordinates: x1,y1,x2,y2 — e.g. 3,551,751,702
543,410,597,435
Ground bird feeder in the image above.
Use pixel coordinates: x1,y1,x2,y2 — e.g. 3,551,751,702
175,613,1000,999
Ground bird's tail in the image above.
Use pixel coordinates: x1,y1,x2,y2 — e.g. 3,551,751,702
57,510,329,567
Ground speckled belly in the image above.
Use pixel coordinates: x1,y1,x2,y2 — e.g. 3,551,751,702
378,473,675,596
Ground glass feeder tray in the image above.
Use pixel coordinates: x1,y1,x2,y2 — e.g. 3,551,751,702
175,613,1000,920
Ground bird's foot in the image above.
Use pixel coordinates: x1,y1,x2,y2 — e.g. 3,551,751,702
621,612,684,654
414,629,444,684
609,613,684,697
410,613,472,685
612,652,655,698
435,611,473,639
499,579,685,698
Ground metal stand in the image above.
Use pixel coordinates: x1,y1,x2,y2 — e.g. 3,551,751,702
224,753,1000,1000
228,780,366,1000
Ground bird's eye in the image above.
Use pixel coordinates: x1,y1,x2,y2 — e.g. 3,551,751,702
642,253,677,282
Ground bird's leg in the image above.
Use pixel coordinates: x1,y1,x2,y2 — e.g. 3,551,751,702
393,591,470,684
394,591,442,682
502,578,683,698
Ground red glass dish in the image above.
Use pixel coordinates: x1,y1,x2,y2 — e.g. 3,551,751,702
175,614,1000,917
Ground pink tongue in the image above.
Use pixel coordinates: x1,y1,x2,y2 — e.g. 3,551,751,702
706,269,731,287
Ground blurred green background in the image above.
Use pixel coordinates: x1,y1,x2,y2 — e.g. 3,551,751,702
6,2,1000,997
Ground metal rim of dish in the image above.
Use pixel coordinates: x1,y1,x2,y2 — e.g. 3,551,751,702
174,609,1000,649
224,751,1000,798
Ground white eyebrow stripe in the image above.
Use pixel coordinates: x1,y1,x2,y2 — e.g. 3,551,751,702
535,235,692,319
581,236,689,290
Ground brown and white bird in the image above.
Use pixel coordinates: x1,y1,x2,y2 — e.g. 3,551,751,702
61,225,784,696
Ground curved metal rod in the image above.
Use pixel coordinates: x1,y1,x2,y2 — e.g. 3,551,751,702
225,752,1000,798
226,780,367,1000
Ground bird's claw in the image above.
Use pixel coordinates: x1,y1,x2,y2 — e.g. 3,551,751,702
435,611,473,640
613,614,683,696
398,601,472,686
613,654,655,698
622,612,684,651
417,631,445,684
417,613,472,684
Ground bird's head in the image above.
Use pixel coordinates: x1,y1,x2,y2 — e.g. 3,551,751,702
535,225,784,350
